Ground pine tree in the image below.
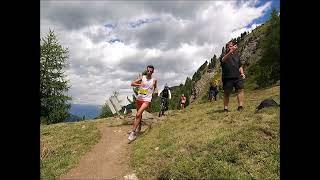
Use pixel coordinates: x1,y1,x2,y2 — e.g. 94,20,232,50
40,29,72,124
255,8,280,87
236,36,241,44
221,46,225,59
208,55,217,69
99,102,114,118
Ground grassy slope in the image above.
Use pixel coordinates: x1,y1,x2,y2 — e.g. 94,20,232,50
40,118,127,179
41,86,279,180
131,86,280,179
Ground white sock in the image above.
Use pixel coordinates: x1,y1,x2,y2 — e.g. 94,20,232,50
224,106,228,109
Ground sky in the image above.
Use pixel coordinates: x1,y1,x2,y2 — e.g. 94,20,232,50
40,0,280,106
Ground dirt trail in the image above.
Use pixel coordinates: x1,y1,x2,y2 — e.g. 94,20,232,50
60,124,133,180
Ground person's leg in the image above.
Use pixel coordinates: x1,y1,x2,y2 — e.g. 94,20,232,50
235,79,245,109
130,100,142,135
132,102,149,132
214,91,217,101
166,99,169,111
162,99,165,115
223,79,232,111
224,92,230,110
237,89,244,107
136,107,143,133
129,101,144,141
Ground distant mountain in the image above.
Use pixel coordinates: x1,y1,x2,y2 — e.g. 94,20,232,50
68,104,102,120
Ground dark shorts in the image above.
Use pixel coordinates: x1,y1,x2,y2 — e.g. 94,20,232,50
209,90,216,97
222,78,244,94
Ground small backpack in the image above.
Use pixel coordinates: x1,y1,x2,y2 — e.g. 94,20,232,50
256,98,279,111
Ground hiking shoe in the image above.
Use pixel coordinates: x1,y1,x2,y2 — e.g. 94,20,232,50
128,131,137,141
237,106,243,111
224,109,229,112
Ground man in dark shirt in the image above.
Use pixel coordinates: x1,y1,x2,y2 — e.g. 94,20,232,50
158,84,171,114
220,41,245,112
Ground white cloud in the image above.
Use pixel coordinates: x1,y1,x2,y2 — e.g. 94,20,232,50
41,0,272,105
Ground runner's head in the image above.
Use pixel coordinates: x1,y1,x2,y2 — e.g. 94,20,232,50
146,65,154,76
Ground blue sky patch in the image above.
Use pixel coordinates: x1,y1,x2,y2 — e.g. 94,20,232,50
108,38,122,44
104,23,117,29
128,18,161,28
251,0,280,25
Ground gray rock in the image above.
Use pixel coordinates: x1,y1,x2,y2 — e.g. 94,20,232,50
124,173,139,180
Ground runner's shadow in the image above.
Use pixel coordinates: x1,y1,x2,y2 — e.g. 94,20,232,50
207,109,225,114
214,109,225,113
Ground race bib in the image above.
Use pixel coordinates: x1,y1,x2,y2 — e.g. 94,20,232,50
138,89,148,95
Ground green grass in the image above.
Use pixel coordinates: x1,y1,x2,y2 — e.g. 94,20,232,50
131,86,280,179
40,86,280,179
40,118,121,180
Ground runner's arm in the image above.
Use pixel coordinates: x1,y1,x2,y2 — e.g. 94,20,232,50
153,79,157,92
168,90,172,99
131,77,142,87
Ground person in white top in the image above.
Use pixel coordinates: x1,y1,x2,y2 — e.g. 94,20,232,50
128,65,157,142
